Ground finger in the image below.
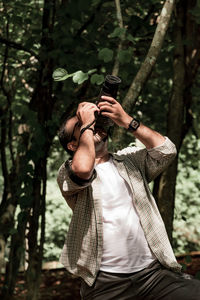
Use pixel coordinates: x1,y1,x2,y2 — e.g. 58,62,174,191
100,96,116,104
78,102,88,108
81,103,98,110
76,111,82,123
99,104,114,112
100,111,113,119
82,106,100,114
97,101,114,108
78,102,98,110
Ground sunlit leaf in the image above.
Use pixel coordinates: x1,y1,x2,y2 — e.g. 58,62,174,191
52,68,73,81
72,70,89,84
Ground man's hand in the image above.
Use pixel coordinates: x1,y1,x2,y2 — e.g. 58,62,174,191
76,102,100,127
98,95,165,149
97,96,132,129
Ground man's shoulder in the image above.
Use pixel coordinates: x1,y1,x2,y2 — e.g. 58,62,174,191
115,145,142,156
113,145,145,158
111,146,146,165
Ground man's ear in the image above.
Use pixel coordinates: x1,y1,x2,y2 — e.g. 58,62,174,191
67,142,77,152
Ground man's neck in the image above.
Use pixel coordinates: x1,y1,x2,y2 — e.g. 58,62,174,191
95,151,110,165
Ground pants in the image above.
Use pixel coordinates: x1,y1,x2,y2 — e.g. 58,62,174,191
80,261,200,300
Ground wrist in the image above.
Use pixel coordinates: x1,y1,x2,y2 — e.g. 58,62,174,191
122,115,133,129
80,124,95,131
80,125,94,138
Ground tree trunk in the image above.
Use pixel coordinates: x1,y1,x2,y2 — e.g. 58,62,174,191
25,0,55,298
153,0,200,242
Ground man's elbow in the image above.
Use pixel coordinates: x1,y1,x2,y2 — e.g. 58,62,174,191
72,165,93,180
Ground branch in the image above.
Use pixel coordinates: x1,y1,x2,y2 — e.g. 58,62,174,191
0,36,39,59
112,0,124,76
76,1,103,37
0,118,9,209
122,0,175,112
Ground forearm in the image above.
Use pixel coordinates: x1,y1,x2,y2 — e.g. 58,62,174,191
98,96,165,149
132,123,165,149
121,114,165,149
71,130,95,179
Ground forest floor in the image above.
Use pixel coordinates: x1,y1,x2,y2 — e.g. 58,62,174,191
1,252,200,300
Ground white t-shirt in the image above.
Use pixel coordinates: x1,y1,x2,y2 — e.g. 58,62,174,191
95,156,155,273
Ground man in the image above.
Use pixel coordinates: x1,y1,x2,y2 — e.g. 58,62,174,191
57,96,200,299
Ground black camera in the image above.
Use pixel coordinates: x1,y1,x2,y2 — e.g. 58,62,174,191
95,75,121,130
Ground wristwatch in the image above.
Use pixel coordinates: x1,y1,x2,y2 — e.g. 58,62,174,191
128,118,140,132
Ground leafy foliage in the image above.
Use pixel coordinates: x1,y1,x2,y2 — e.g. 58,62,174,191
44,179,72,262
173,134,200,254
0,1,200,298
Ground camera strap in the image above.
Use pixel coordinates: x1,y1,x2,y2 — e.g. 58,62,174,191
80,119,96,137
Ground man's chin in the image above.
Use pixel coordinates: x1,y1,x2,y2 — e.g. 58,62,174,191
94,130,108,142
94,138,108,152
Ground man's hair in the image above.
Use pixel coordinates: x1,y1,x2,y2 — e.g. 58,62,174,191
58,115,75,157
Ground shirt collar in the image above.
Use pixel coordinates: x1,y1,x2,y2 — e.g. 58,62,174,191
109,152,125,161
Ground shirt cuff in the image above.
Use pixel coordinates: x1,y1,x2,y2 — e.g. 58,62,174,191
64,160,97,186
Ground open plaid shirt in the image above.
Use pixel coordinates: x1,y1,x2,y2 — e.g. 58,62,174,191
57,137,182,286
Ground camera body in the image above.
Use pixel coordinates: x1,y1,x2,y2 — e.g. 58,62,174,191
95,75,121,130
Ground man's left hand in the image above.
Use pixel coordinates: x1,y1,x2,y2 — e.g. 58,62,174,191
98,96,132,129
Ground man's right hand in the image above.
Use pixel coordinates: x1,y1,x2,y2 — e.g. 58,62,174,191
76,102,100,128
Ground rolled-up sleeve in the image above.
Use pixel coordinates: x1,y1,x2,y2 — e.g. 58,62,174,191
116,137,177,182
57,160,96,198
145,137,177,181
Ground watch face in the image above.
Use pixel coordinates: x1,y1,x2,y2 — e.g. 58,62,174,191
131,119,139,129
128,118,140,131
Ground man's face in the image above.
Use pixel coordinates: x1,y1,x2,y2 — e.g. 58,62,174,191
66,116,108,153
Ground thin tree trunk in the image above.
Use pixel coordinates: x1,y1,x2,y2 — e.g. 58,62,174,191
1,131,30,299
2,211,28,300
113,0,175,146
25,0,56,298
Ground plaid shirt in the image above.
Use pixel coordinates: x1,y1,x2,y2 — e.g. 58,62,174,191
57,137,182,286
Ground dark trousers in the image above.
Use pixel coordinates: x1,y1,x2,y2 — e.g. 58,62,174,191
80,261,200,300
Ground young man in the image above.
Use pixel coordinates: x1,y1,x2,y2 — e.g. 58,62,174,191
57,96,200,299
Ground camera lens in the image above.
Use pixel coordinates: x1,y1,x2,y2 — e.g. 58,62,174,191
101,75,122,98
95,75,121,130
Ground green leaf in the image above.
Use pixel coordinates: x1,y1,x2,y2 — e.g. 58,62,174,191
118,49,132,64
52,68,73,81
20,195,33,209
9,228,18,235
17,211,28,224
90,74,104,85
109,27,126,39
127,33,136,44
88,68,97,75
98,48,113,63
72,71,89,84
180,263,187,271
91,0,101,7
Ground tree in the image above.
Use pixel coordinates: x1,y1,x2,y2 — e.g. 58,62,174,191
153,0,200,242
